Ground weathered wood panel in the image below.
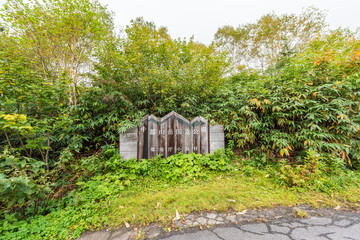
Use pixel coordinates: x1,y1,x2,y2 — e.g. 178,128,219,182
148,115,159,159
119,112,225,160
138,116,148,160
183,123,192,154
119,127,138,160
158,121,166,157
209,125,225,154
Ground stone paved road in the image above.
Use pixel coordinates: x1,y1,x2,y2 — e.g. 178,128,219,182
78,207,360,240
160,213,360,240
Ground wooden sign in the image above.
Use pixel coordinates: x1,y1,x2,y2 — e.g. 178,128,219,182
119,111,225,160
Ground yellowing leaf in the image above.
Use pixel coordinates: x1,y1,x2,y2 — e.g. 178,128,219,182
338,114,344,120
279,149,284,157
263,99,271,105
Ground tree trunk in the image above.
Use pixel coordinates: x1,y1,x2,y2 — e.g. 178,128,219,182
17,134,30,157
4,131,13,149
33,199,39,216
45,131,50,173
20,205,25,219
73,82,77,106
68,85,74,106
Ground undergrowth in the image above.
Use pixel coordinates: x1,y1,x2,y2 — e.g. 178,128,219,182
1,148,359,240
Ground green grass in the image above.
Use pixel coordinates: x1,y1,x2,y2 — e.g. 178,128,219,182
104,172,360,228
1,170,359,240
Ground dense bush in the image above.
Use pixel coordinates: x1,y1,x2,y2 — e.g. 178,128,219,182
239,150,360,194
0,149,52,218
98,145,233,183
95,18,229,115
208,30,360,169
0,149,234,239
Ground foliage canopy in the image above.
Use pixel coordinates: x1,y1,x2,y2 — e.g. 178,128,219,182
214,7,327,71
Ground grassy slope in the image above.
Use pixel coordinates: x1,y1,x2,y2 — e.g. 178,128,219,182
2,171,359,240
104,172,359,228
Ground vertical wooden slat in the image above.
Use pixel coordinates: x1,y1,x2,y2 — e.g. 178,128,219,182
162,121,167,158
148,116,158,159
173,116,177,154
192,117,201,154
137,127,140,160
209,125,225,154
184,124,192,154
199,117,208,155
175,117,183,153
138,117,148,160
208,124,210,153
166,116,175,156
158,121,166,158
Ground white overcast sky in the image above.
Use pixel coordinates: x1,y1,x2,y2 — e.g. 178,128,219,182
100,0,360,44
0,0,359,44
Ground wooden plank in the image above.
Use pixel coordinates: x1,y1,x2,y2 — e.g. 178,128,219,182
209,125,225,153
158,120,166,158
120,152,137,160
137,127,139,160
191,117,201,154
119,127,138,160
166,115,175,156
120,132,137,143
210,132,224,141
210,125,224,133
175,116,182,153
200,122,208,155
194,116,208,155
138,117,148,160
119,142,138,151
147,115,159,159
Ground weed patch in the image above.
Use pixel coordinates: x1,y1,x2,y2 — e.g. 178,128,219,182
1,158,359,239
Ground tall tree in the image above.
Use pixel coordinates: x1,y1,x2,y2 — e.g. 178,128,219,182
214,7,327,71
95,18,229,113
1,0,114,105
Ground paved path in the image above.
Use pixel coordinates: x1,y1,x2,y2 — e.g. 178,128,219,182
78,206,360,240
161,213,360,240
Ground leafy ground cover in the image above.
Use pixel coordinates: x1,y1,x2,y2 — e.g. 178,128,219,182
1,149,359,240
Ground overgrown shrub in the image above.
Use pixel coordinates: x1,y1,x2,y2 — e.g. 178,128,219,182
0,149,52,218
266,150,358,192
209,31,360,169
99,147,233,183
